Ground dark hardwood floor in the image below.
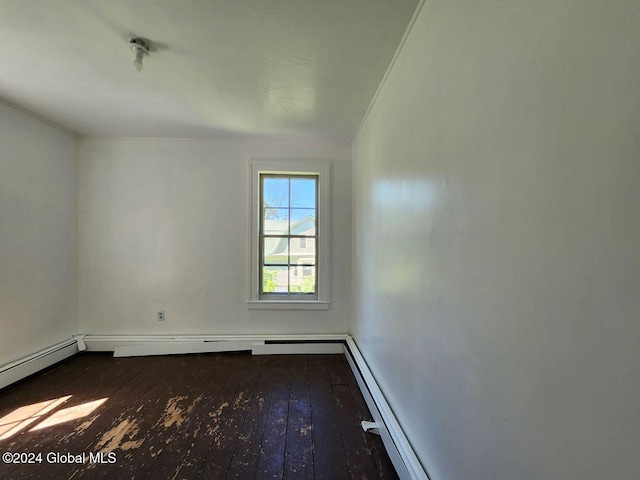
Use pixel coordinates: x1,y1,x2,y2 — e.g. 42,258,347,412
0,352,398,479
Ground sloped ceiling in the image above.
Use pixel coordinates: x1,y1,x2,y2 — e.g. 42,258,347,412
0,0,418,142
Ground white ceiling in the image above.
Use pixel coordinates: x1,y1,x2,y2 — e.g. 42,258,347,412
0,0,418,143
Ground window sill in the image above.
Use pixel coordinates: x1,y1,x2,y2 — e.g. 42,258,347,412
246,301,330,310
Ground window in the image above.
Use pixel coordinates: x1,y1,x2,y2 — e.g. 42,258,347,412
261,174,317,297
249,160,330,309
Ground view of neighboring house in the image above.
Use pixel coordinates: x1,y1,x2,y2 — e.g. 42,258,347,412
263,215,316,293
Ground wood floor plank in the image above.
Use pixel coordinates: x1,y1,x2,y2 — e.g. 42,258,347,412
195,354,264,479
87,353,217,479
225,356,281,480
168,353,251,480
332,384,380,480
22,355,150,480
75,354,211,479
143,353,233,479
158,353,239,479
283,355,313,479
51,354,176,479
254,355,293,480
308,355,350,480
325,354,353,386
158,354,237,478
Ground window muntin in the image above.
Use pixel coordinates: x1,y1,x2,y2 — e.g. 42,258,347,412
260,174,318,299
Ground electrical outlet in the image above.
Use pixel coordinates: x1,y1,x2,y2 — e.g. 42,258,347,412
157,311,165,321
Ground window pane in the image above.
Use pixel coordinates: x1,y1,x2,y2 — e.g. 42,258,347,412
290,242,316,265
290,178,316,208
290,208,316,235
290,266,315,293
263,237,288,265
263,177,289,207
263,266,288,293
263,208,289,234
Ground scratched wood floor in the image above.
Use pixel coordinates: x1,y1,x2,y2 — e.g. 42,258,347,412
0,352,398,479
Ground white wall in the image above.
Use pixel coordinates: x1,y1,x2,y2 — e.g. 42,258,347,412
352,1,640,479
0,101,77,366
78,138,351,335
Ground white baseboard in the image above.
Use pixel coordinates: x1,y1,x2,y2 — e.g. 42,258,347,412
251,342,344,355
113,340,260,357
83,334,349,356
0,338,80,390
344,336,429,480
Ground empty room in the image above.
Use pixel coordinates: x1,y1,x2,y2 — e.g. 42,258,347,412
1,1,639,479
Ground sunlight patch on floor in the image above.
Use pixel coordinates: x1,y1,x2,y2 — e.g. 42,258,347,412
30,398,108,431
0,396,72,440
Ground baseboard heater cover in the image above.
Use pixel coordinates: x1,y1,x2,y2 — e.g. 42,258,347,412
0,338,80,390
83,334,349,357
344,336,429,480
113,340,258,357
251,342,344,355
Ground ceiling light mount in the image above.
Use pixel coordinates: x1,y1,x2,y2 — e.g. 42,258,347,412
129,37,150,73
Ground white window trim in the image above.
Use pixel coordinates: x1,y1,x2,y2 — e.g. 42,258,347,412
248,159,331,310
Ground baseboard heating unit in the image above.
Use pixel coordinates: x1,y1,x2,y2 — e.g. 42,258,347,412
343,336,429,480
0,338,80,391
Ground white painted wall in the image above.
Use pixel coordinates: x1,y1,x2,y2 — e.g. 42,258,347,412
352,1,640,479
78,138,351,335
0,101,77,366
